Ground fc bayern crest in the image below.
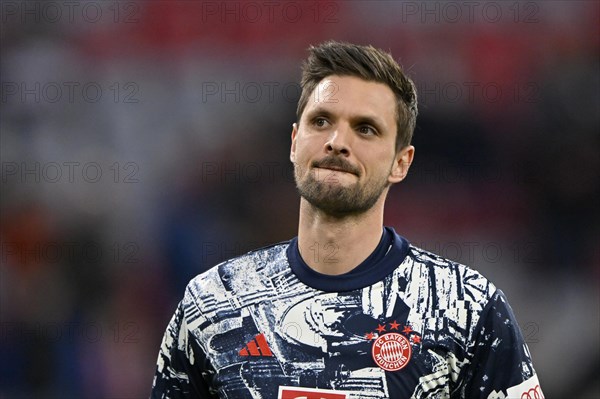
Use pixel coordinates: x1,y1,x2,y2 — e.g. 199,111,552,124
371,332,412,371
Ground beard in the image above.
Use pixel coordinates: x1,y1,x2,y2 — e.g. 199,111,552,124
294,157,391,217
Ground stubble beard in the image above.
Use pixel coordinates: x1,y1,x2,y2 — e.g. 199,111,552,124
294,165,390,218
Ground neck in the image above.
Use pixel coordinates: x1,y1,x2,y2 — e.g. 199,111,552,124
297,196,386,275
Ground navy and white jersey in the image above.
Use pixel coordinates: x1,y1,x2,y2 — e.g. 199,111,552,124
151,227,543,398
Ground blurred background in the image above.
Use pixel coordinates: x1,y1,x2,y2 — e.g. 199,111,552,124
1,1,598,397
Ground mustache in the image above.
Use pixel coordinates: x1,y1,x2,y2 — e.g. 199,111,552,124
311,157,360,176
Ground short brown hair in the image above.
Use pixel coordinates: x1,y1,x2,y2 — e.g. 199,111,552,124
297,41,418,150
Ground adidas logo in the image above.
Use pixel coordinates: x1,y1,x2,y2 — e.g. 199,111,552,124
239,333,273,357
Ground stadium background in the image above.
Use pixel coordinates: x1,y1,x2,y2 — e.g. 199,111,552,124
1,1,598,397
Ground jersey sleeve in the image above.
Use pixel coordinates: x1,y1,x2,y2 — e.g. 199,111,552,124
151,299,217,398
458,289,544,399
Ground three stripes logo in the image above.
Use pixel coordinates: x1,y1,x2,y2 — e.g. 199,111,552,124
239,333,273,357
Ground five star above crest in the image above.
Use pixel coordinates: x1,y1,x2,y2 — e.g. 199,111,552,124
365,322,421,344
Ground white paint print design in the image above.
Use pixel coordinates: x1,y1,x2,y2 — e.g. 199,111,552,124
152,239,540,398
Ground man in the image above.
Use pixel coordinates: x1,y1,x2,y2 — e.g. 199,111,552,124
151,41,543,399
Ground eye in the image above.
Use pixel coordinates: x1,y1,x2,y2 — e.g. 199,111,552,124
312,117,330,128
358,125,377,136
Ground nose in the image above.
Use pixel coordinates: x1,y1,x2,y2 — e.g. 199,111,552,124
325,125,351,156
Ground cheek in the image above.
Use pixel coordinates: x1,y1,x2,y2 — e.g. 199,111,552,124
370,155,397,179
365,148,394,169
292,144,312,175
295,140,318,162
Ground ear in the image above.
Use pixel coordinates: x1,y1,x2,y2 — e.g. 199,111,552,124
388,145,415,184
290,122,299,162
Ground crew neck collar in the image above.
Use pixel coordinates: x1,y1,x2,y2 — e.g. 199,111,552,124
286,226,410,292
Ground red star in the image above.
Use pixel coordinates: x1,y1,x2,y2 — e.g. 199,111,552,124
402,325,413,335
365,332,374,341
376,324,386,333
411,335,421,344
389,320,400,330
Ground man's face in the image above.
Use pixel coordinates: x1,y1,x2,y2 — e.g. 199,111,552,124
290,75,414,217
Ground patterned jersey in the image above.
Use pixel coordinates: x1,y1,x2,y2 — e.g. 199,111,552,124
151,228,543,398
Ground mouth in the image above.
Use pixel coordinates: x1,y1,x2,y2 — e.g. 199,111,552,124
316,166,352,174
312,158,359,176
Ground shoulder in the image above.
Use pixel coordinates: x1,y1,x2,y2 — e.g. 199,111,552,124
400,244,497,309
181,240,292,316
396,244,498,349
192,239,291,285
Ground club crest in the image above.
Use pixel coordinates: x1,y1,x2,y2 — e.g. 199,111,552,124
366,321,420,371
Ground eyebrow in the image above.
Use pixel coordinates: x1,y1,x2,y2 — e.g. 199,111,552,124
304,107,334,120
306,106,387,133
350,115,385,133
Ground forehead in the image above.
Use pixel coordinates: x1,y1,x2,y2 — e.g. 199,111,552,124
304,75,397,125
